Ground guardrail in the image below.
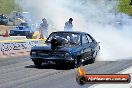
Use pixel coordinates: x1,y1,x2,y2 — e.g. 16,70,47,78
0,39,45,56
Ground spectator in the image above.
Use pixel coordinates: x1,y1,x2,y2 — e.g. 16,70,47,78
39,18,49,38
64,18,73,31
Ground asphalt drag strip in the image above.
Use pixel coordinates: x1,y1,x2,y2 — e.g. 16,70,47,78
0,56,131,88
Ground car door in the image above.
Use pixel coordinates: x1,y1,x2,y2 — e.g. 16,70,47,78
81,34,91,60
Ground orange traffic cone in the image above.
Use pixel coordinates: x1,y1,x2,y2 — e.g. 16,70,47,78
3,29,9,37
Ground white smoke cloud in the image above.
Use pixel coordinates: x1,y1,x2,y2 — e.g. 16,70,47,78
17,0,132,61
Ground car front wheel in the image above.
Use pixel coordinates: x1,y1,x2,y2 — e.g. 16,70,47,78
33,60,42,68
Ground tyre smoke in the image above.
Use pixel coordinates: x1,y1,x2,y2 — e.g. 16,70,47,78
17,0,132,61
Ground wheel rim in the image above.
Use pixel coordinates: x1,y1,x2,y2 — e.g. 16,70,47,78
75,59,78,67
79,59,83,66
75,59,83,67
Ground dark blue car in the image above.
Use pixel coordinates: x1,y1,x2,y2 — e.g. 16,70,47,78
30,31,100,68
9,22,33,39
0,14,8,25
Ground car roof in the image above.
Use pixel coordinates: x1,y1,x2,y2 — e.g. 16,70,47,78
52,31,88,35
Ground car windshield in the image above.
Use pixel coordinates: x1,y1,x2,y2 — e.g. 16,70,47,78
20,23,29,28
46,32,81,45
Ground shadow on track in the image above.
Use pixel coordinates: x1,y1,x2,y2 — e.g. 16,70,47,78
25,64,74,70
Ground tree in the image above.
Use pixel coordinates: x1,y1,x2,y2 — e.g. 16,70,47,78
130,0,132,5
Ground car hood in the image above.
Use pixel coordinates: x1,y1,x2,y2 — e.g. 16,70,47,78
31,43,79,53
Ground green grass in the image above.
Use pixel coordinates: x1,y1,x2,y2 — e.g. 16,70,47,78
0,0,21,14
118,0,132,15
0,0,132,15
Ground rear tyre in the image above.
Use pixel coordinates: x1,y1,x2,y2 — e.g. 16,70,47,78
33,61,42,68
74,56,83,68
89,57,95,64
88,51,96,64
73,59,79,68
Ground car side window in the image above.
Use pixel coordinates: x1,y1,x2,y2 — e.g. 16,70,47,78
82,35,89,44
86,34,93,43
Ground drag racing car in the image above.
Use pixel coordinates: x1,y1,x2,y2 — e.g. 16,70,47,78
0,14,8,25
30,31,100,68
9,22,33,39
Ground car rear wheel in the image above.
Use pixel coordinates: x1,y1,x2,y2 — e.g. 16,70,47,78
33,61,42,68
74,59,79,68
74,56,83,68
88,51,96,64
89,57,95,64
